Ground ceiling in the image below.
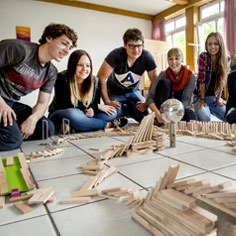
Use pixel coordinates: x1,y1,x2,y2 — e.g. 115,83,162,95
69,0,177,15
38,0,208,21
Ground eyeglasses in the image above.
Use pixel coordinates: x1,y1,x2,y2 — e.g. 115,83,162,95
127,44,144,50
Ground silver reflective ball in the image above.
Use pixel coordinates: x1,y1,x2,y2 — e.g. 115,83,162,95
160,99,184,122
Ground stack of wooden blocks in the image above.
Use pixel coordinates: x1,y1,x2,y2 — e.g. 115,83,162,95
131,164,235,236
0,153,36,209
27,147,64,160
13,187,55,214
175,121,236,141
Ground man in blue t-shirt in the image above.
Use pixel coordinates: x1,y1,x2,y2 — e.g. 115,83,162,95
0,23,77,151
97,28,157,123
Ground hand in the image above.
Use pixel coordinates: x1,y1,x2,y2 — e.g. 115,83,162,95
155,112,165,125
20,116,37,140
136,101,148,112
0,99,17,126
85,108,94,117
107,100,120,110
216,99,226,106
98,104,116,116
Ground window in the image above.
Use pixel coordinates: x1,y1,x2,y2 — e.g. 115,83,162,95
198,0,224,53
165,16,186,63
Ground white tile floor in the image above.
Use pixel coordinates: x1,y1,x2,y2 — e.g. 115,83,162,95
1,125,236,236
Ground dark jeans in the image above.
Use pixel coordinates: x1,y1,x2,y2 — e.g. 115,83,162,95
226,109,236,124
0,98,55,151
109,90,149,123
154,79,196,122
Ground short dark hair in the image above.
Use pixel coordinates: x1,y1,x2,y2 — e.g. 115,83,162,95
123,28,144,44
39,23,77,47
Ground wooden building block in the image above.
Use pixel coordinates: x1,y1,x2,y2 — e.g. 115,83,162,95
132,211,165,236
9,194,32,203
0,160,5,172
205,191,236,199
100,150,115,162
160,188,196,209
140,203,199,236
72,189,98,197
93,170,108,187
157,164,180,192
192,181,232,197
80,176,98,191
196,196,236,219
0,183,8,195
79,164,102,171
184,183,211,195
157,193,189,211
61,196,91,204
17,152,28,169
135,206,177,235
151,198,215,234
222,202,236,209
104,166,118,178
167,178,195,188
175,180,204,191
214,197,236,204
89,147,102,152
0,196,5,208
6,156,14,166
28,187,54,204
131,141,156,152
101,186,124,194
14,201,33,214
192,206,217,224
0,172,7,184
20,168,35,189
81,170,100,176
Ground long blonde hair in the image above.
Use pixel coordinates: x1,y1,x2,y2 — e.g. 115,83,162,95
66,50,94,107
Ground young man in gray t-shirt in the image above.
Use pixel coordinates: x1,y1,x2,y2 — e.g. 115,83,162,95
0,23,77,151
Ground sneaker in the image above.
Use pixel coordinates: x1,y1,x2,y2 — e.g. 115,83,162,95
112,117,128,128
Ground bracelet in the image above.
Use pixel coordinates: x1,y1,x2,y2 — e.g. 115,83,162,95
200,98,205,101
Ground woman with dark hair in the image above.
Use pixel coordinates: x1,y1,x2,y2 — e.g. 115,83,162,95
49,50,126,133
194,32,229,121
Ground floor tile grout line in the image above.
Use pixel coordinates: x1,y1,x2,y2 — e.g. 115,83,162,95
0,214,49,228
209,171,236,181
116,171,150,191
42,205,61,236
178,139,229,150
34,172,86,182
162,153,236,173
48,198,107,214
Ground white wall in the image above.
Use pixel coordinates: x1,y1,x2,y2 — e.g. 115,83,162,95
0,0,152,109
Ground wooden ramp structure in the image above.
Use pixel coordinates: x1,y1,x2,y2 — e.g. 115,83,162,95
132,164,236,236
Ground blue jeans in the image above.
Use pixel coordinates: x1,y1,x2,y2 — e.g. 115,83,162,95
193,95,226,122
109,90,148,123
49,108,117,132
0,98,55,151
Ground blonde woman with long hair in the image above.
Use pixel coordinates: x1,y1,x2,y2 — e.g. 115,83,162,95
49,50,127,133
